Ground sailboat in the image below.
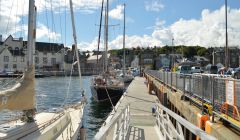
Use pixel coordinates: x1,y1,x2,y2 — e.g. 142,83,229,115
0,0,85,139
120,4,134,84
91,0,125,102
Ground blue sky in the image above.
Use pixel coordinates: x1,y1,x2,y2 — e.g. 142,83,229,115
0,0,240,51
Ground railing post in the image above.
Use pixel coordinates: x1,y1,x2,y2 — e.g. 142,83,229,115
212,76,215,122
176,74,178,90
171,72,173,91
183,74,186,100
201,76,204,114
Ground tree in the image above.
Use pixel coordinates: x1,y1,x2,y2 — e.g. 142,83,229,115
197,47,207,56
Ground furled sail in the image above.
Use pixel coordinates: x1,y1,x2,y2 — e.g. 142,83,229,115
0,66,35,110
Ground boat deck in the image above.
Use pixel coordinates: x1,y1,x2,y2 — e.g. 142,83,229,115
109,77,161,140
0,105,84,140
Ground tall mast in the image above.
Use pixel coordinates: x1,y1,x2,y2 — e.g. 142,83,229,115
104,0,109,73
27,0,36,68
224,0,228,68
123,3,126,76
69,0,83,90
97,0,104,64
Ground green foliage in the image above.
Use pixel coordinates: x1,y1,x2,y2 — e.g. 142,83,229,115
108,45,208,58
197,47,207,56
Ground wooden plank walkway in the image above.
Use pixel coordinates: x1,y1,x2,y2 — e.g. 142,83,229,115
113,77,161,140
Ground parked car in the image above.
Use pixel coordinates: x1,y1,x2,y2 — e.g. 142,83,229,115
191,66,201,73
177,65,191,74
205,65,218,74
232,68,240,79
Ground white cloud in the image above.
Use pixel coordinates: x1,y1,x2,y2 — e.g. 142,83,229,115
0,0,103,39
109,5,124,20
81,6,240,51
165,6,240,47
145,0,164,12
36,23,61,41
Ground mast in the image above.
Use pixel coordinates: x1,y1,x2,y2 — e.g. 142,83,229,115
0,0,36,111
123,3,126,77
104,0,109,73
97,0,104,64
69,0,83,90
27,0,36,68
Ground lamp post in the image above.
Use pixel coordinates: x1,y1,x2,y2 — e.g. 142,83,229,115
212,51,215,65
225,0,229,68
172,38,174,70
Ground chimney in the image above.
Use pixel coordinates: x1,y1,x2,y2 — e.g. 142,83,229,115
72,44,75,51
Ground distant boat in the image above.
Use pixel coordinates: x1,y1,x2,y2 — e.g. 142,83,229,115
0,0,85,139
91,0,125,102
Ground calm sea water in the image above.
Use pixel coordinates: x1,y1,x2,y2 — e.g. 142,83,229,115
0,76,114,139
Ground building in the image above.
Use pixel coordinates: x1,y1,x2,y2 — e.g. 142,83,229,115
34,42,64,71
213,47,240,68
0,35,65,73
0,36,26,72
140,48,154,69
64,45,87,75
131,55,139,68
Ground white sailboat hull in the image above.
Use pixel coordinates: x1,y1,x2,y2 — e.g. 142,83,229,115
0,104,84,140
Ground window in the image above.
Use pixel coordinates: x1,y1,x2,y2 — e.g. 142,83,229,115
4,56,9,62
43,57,48,64
21,57,25,62
13,64,17,69
13,57,17,62
35,57,39,64
232,57,236,63
15,47,19,51
51,58,56,65
4,64,8,69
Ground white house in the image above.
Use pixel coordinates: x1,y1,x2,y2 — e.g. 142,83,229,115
34,42,64,71
0,45,26,72
0,35,65,73
0,36,26,72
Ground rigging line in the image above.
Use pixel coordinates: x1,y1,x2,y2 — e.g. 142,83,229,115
97,0,104,63
65,0,67,46
69,0,84,92
20,0,26,39
50,0,57,43
15,0,18,35
104,86,116,112
0,0,1,26
58,0,63,44
5,0,14,36
45,0,51,44
60,48,77,108
0,75,22,90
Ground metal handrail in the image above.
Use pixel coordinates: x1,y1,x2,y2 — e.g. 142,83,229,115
94,104,130,140
155,103,217,140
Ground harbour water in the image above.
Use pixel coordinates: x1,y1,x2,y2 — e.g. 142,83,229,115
0,76,114,139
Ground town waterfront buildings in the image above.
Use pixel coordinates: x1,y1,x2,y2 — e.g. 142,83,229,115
0,35,239,74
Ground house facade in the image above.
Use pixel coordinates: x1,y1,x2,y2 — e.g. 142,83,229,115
34,42,64,71
213,47,240,68
0,36,26,72
0,35,65,73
